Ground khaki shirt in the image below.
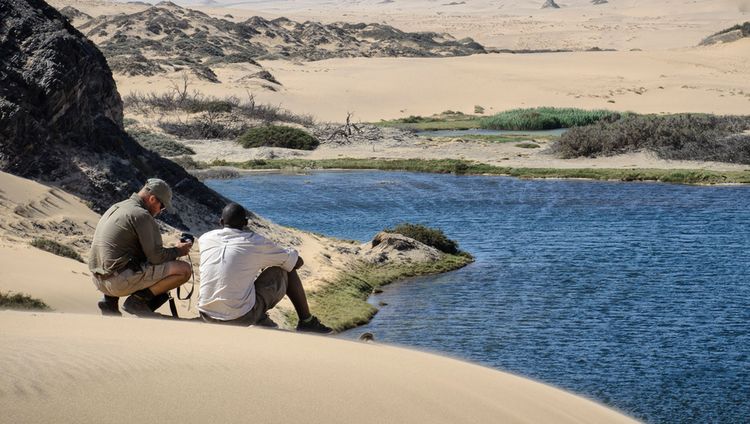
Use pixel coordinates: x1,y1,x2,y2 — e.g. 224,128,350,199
88,193,178,276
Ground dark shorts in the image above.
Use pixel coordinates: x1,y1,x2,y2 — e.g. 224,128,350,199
200,267,288,326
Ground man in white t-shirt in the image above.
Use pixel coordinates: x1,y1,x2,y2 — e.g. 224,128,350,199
198,202,333,333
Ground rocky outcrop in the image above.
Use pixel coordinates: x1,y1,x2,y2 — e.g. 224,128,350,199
0,0,226,231
700,22,750,46
591,0,608,4
59,5,91,22
361,232,443,264
542,0,560,8
73,2,485,80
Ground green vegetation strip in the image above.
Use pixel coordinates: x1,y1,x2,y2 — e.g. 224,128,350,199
373,112,482,131
480,107,622,131
0,291,51,311
307,254,473,332
373,108,623,132
207,158,750,185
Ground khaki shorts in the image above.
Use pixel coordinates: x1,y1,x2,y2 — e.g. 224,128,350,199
201,267,288,326
92,262,173,297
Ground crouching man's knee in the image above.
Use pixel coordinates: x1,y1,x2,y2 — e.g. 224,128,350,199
169,260,193,283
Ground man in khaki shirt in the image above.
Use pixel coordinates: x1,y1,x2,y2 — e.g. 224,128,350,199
89,179,193,317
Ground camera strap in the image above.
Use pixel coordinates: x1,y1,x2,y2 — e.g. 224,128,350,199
167,252,196,319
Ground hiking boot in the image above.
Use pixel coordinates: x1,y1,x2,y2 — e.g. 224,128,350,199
296,315,334,334
97,295,121,317
256,312,278,328
122,289,158,318
147,292,170,312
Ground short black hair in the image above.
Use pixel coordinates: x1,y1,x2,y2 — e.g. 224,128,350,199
221,202,248,229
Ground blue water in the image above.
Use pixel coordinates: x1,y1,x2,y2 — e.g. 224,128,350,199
417,128,567,137
206,171,750,424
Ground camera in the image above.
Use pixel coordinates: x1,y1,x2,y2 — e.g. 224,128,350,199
180,232,195,243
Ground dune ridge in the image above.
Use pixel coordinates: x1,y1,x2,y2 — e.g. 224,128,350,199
0,311,639,424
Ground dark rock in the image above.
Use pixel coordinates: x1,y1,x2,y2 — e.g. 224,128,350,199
542,0,560,8
358,332,375,342
0,0,226,231
591,0,608,4
58,5,91,22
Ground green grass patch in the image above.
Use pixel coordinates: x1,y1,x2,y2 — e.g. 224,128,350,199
30,238,84,262
428,134,556,143
208,158,750,185
308,254,473,332
374,112,483,131
236,125,319,150
480,107,623,130
0,291,51,311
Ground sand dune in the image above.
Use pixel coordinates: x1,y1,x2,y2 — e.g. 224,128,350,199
115,39,750,122
0,311,639,424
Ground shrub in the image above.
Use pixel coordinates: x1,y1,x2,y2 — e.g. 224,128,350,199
709,22,750,38
128,128,196,156
515,142,541,148
552,113,750,163
480,107,622,130
30,238,84,262
474,105,485,114
159,118,249,140
185,99,235,114
170,155,204,170
236,126,319,150
400,115,425,124
0,291,51,311
123,91,314,127
386,223,461,255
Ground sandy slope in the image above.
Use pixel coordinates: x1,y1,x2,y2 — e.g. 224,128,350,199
115,39,750,123
0,311,638,424
151,0,749,51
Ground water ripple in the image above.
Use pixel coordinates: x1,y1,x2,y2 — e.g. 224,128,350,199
207,171,750,424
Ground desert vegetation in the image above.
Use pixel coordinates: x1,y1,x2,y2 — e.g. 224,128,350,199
0,291,51,311
305,224,472,331
708,22,750,38
30,238,84,262
480,107,622,130
123,77,313,140
206,157,750,184
127,126,195,156
552,114,750,163
236,126,320,150
386,222,467,256
375,111,482,131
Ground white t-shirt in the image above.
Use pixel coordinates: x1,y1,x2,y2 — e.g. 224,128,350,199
198,227,298,321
